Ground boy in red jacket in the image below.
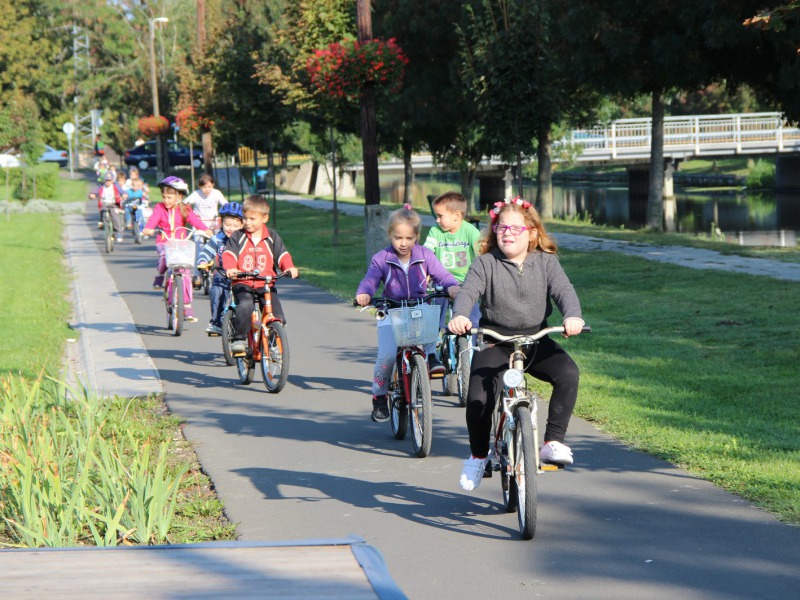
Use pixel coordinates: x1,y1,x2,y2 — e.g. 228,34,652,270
222,195,299,356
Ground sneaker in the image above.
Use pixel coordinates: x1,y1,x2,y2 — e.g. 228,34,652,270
184,307,198,323
206,323,222,335
115,235,123,243
152,275,164,289
428,354,445,379
97,221,103,229
460,455,489,491
371,395,389,422
540,440,574,466
230,340,247,356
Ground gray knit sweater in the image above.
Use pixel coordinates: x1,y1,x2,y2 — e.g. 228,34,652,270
453,248,582,335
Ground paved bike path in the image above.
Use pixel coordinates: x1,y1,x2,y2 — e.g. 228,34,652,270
75,208,800,600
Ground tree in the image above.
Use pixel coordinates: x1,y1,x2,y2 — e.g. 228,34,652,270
562,0,768,230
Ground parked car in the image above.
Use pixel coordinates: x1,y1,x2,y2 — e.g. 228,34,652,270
39,144,68,168
0,150,22,168
124,140,203,170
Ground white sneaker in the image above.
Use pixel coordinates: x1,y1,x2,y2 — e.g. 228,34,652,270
460,455,489,491
540,440,573,465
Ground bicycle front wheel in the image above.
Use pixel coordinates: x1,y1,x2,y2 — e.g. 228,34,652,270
456,336,470,407
104,216,113,254
172,274,184,336
221,309,236,366
409,353,433,458
164,278,173,330
390,365,407,440
261,321,290,393
512,405,538,540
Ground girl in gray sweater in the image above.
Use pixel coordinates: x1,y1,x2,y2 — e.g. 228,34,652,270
449,197,586,491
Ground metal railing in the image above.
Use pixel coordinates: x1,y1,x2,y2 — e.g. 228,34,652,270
568,112,800,160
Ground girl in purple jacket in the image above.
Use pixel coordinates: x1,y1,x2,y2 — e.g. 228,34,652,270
356,205,459,422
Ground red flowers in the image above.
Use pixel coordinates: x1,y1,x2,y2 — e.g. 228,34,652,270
138,115,170,137
307,38,409,101
175,106,213,137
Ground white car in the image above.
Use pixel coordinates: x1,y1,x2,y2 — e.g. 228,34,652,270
39,145,68,167
0,150,22,168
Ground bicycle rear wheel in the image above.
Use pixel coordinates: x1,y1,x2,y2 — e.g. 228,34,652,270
261,321,290,393
172,274,184,336
133,213,142,244
456,336,470,407
221,309,236,366
513,406,538,540
409,353,433,458
442,335,455,396
390,364,407,440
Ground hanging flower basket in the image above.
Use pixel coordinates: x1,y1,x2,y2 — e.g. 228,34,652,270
138,115,171,137
175,106,214,140
306,37,409,102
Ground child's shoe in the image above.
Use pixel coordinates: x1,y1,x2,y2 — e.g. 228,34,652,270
184,306,198,323
428,354,445,379
540,440,574,465
97,221,103,229
230,340,247,356
460,455,490,491
206,323,222,335
370,395,389,422
115,235,123,243
152,275,164,289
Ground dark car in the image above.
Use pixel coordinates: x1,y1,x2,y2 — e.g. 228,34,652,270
124,140,203,170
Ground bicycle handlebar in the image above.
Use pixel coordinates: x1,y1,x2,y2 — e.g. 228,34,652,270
354,291,450,319
472,325,591,344
231,270,290,284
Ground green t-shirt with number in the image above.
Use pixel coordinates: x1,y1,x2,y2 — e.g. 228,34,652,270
423,221,482,283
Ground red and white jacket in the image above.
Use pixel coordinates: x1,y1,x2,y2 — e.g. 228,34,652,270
221,225,295,289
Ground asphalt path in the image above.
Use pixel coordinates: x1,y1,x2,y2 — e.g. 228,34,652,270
93,214,800,600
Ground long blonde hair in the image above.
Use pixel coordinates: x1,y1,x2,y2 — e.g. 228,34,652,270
480,202,557,255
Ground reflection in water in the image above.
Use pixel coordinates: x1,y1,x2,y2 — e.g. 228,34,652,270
360,174,800,244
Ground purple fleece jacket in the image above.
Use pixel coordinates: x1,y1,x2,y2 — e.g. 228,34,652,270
357,244,458,300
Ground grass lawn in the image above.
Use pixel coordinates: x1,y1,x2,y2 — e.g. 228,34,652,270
0,213,72,378
276,199,800,524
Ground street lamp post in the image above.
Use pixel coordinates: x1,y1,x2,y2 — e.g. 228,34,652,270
149,17,169,181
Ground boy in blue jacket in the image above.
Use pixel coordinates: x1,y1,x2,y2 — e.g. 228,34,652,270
196,203,244,335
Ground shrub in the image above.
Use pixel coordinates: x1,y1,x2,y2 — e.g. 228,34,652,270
746,159,775,189
0,163,59,201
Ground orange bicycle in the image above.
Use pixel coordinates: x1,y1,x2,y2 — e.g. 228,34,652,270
231,271,290,393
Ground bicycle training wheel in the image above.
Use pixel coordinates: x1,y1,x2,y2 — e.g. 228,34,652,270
261,321,290,393
221,310,236,366
512,405,538,540
237,356,255,384
409,353,433,458
456,336,470,407
172,274,184,336
390,365,407,440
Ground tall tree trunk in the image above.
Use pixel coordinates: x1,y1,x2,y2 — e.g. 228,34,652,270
402,141,413,206
537,126,553,218
358,0,387,260
647,90,665,231
516,146,524,198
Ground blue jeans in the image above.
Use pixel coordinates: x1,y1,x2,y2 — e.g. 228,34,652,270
209,276,230,327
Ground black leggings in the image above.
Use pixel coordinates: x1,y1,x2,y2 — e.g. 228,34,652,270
466,335,579,458
232,284,286,341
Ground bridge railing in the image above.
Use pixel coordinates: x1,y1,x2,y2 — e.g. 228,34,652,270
568,112,800,159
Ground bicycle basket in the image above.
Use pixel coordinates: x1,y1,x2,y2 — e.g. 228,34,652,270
165,238,195,267
388,302,439,347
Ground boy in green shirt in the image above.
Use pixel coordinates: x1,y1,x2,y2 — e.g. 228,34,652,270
423,192,482,373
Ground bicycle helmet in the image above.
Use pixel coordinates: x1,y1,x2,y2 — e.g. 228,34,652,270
157,175,190,196
218,202,244,221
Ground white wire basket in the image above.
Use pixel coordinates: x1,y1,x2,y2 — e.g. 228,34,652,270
388,302,439,347
165,238,196,267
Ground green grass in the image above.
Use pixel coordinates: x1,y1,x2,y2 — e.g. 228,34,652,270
277,200,800,524
0,213,72,377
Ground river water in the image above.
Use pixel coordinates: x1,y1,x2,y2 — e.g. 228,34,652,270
363,173,800,246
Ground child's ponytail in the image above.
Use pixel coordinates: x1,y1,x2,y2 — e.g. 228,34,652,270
388,203,422,237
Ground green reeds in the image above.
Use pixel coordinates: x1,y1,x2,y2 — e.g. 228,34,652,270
0,375,187,547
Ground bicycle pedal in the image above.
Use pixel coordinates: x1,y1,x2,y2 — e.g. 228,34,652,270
540,462,565,472
483,460,493,478
207,332,221,337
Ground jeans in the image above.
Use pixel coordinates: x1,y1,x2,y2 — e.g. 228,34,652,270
208,276,230,327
